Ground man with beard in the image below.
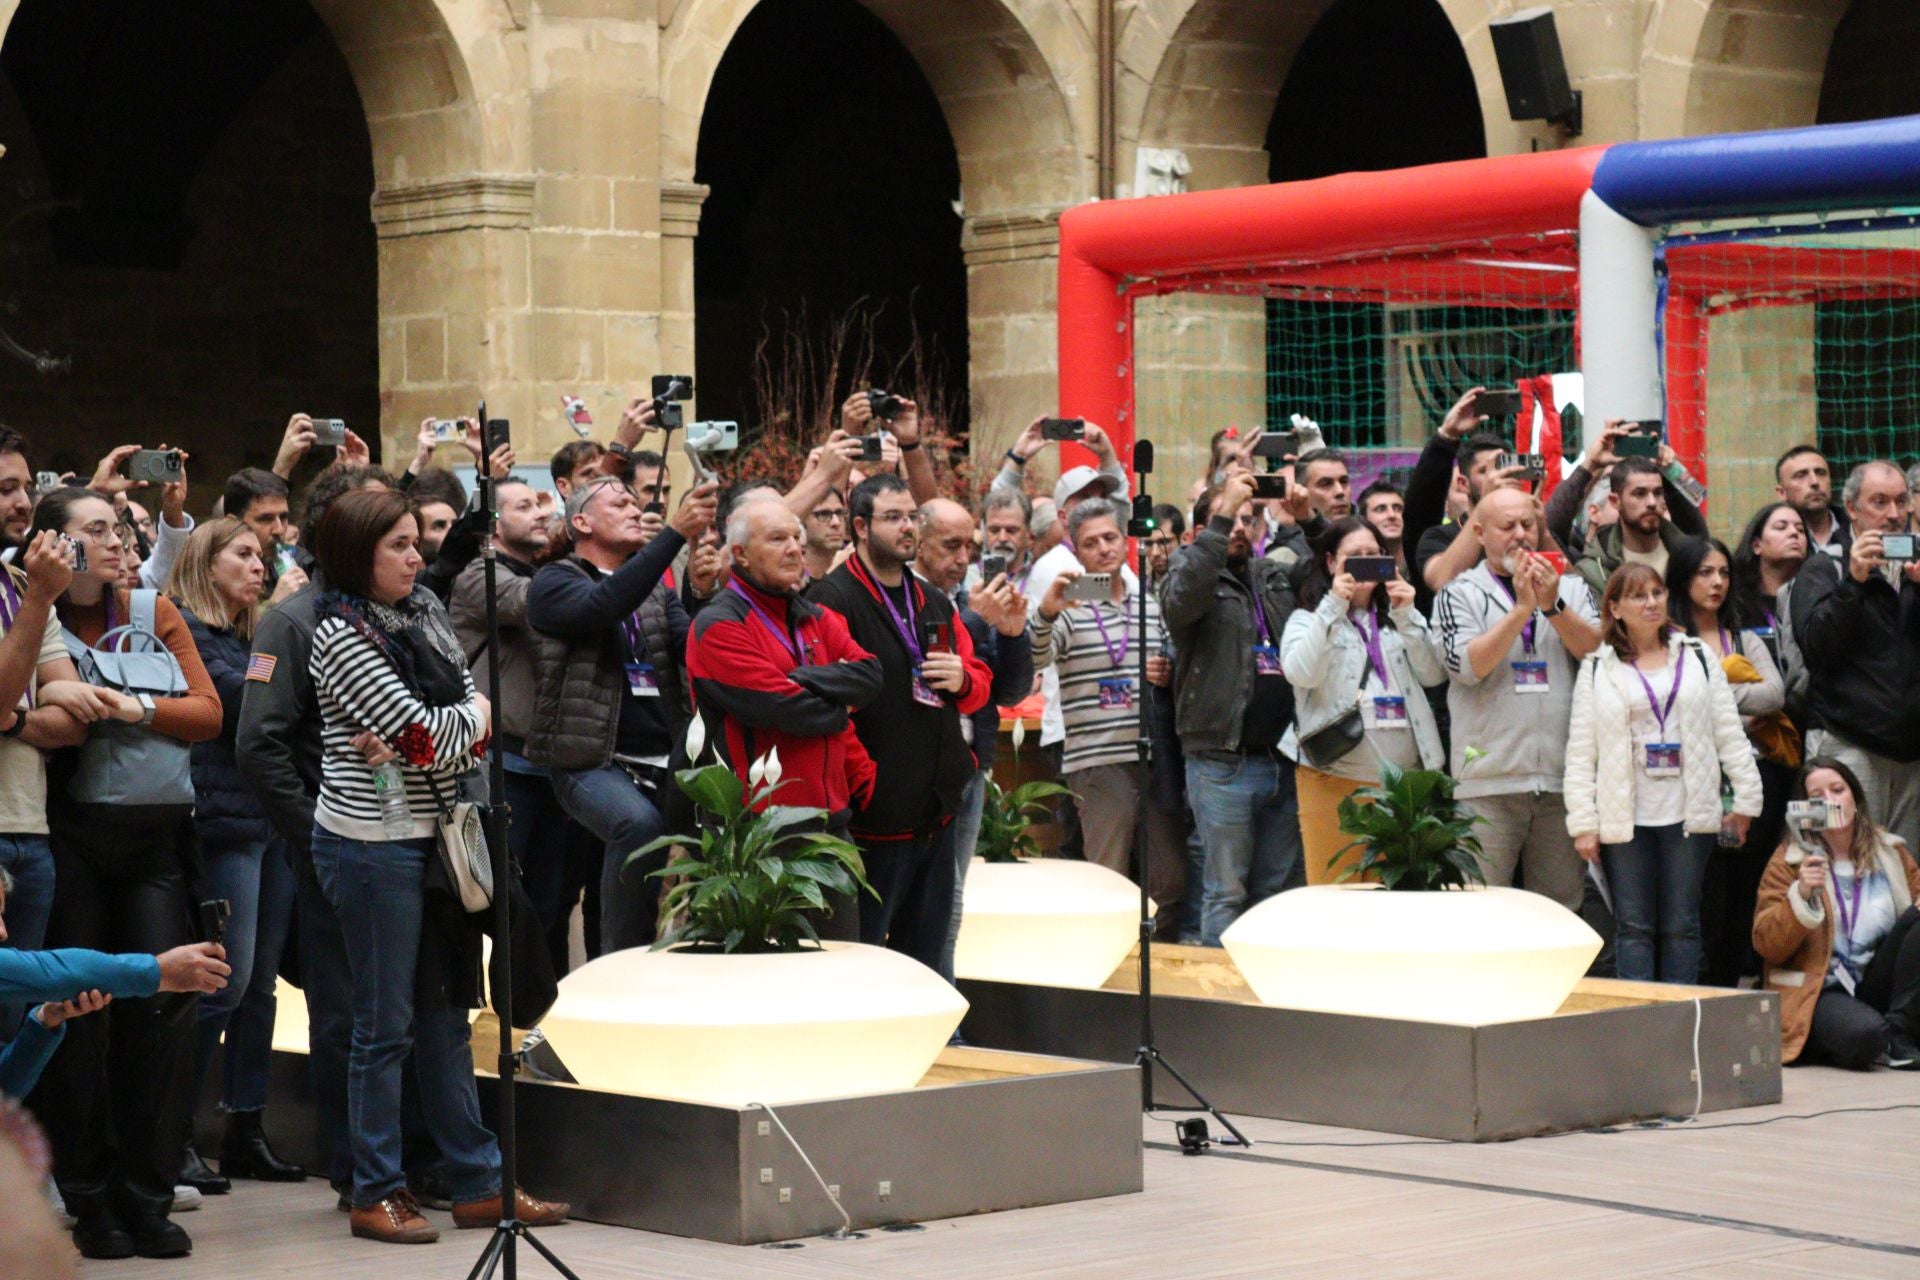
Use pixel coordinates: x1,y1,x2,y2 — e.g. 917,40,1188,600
807,476,990,968
1573,457,1694,598
1775,445,1851,562
974,488,1035,593
1160,467,1303,945
1434,488,1601,910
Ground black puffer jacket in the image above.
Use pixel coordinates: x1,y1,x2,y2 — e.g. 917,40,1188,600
180,605,274,850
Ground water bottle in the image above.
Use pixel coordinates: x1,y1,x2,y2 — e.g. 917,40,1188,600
373,762,412,839
1717,780,1741,848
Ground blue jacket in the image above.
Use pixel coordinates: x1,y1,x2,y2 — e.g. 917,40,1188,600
180,607,274,850
0,949,159,1097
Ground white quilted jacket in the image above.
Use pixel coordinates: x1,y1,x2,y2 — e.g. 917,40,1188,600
1563,634,1764,845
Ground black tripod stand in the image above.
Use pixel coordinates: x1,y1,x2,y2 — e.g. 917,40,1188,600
467,404,581,1280
1125,440,1249,1152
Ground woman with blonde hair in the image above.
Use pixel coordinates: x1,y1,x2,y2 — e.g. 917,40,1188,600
1564,562,1762,983
168,519,307,1192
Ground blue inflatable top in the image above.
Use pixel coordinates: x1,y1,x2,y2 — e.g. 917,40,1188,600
1592,114,1920,226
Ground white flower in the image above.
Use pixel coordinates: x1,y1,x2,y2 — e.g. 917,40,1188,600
762,747,783,790
748,755,766,788
685,715,707,763
1011,718,1026,753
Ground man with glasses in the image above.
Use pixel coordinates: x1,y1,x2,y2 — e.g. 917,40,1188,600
802,488,848,583
526,475,718,952
1143,506,1185,579
1796,460,1920,851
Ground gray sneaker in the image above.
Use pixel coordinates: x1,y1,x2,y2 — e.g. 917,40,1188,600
172,1184,203,1212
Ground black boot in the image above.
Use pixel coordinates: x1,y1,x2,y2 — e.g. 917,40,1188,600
123,1210,192,1259
220,1110,308,1182
71,1203,136,1261
178,1142,230,1195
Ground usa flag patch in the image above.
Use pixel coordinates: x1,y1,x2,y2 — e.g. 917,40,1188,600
245,654,277,683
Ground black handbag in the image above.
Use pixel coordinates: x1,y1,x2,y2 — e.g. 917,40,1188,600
1298,705,1366,771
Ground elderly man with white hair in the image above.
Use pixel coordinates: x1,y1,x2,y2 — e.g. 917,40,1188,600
686,497,885,939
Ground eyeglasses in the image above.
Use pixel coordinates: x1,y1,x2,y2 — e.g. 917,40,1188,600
71,520,118,546
810,509,847,523
1623,590,1668,607
867,510,915,526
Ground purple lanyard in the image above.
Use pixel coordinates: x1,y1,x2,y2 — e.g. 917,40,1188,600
619,613,646,664
1765,608,1779,631
1489,574,1537,654
1013,564,1032,596
1089,603,1130,670
872,572,923,663
1250,587,1272,647
0,573,17,634
1715,629,1735,658
1350,610,1389,689
1631,656,1685,737
1832,866,1866,958
728,580,806,666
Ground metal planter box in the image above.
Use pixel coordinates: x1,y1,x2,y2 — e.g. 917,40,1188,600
958,945,1782,1142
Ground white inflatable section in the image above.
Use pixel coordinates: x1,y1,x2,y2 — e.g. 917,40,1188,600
955,858,1149,989
1578,191,1665,450
541,942,966,1106
1221,885,1602,1026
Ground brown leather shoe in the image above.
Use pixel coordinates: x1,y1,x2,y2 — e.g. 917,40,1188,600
452,1187,570,1230
349,1190,439,1244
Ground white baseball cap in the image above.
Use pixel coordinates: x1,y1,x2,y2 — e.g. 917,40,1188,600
1053,465,1123,510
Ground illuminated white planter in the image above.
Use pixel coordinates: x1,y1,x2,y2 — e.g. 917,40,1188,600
954,859,1148,990
1221,885,1602,1026
540,942,966,1106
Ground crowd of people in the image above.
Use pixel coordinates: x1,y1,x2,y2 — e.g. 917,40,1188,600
2,383,1919,1264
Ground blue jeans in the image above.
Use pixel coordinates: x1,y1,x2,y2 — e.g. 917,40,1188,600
193,835,297,1113
1600,823,1714,984
0,833,54,1040
1185,753,1302,946
296,868,354,1192
551,763,667,954
1178,824,1207,945
310,827,499,1206
939,770,988,982
859,830,955,973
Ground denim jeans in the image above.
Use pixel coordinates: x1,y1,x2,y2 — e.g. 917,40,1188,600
194,835,298,1114
1599,823,1714,984
296,869,354,1193
939,770,988,982
0,832,54,1040
1178,824,1206,945
310,827,500,1206
859,830,955,973
1185,752,1302,946
551,763,667,954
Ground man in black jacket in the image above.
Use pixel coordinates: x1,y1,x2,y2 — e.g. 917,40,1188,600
527,475,716,952
1796,460,1920,851
807,477,993,970
913,497,1033,980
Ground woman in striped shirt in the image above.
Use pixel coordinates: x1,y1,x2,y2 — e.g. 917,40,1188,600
307,488,564,1244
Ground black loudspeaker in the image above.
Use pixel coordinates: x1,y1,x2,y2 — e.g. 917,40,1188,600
1489,7,1581,134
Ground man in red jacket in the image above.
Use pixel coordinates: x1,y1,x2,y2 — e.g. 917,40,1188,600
686,496,883,939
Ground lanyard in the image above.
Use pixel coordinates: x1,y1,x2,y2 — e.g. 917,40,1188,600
1833,864,1866,958
1350,610,1389,689
865,565,922,662
1489,573,1536,654
1714,628,1735,658
619,612,646,663
728,580,805,666
0,573,17,633
1089,603,1130,670
1250,584,1272,646
1765,608,1779,631
1631,655,1685,737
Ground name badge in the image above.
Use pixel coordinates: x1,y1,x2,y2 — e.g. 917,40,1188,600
1751,625,1776,640
910,669,945,707
1512,660,1550,693
1368,695,1409,728
1644,742,1682,776
1253,645,1283,676
626,662,661,697
1097,677,1135,710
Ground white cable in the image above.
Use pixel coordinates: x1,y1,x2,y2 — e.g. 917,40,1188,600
750,1101,854,1240
1688,996,1703,1122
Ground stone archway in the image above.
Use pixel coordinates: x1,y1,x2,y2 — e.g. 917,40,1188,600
662,0,1082,468
1640,0,1850,140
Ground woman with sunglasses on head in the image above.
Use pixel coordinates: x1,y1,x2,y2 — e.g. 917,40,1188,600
23,487,221,1260
1754,757,1920,1069
1564,562,1763,983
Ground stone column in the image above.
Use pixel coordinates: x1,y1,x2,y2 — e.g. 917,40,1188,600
962,208,1064,493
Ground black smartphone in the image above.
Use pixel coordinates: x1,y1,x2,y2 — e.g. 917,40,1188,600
1346,556,1398,583
484,418,511,459
1474,389,1523,419
199,898,232,947
643,502,666,517
1883,532,1917,561
1252,473,1289,500
859,433,885,463
1616,433,1659,458
1040,417,1085,442
981,554,1009,582
1252,431,1297,460
651,375,693,401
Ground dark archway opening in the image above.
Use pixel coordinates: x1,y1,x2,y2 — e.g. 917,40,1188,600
0,0,378,489
694,0,968,454
1263,0,1496,450
1817,0,1920,125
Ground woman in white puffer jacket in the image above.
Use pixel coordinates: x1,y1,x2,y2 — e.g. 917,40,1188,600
1565,561,1763,984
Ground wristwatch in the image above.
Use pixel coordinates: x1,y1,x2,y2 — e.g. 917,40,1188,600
606,441,632,458
136,692,156,726
1539,600,1566,618
900,440,921,453
0,709,25,739
1005,449,1028,467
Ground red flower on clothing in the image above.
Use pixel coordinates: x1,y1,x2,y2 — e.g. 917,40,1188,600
393,723,435,769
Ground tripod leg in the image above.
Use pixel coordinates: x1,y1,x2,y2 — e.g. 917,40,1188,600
1147,1049,1253,1148
465,1228,509,1280
521,1227,588,1280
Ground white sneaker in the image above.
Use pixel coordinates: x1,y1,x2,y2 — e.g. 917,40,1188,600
46,1176,75,1229
172,1184,203,1212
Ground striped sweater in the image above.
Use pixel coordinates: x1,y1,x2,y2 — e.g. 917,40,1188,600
1031,589,1165,774
309,615,485,842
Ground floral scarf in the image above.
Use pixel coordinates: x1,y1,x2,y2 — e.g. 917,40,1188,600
315,587,472,765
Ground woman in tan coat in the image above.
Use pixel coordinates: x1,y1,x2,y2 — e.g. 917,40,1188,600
1753,757,1920,1069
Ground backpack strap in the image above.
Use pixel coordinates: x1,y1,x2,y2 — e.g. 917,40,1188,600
131,589,158,640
